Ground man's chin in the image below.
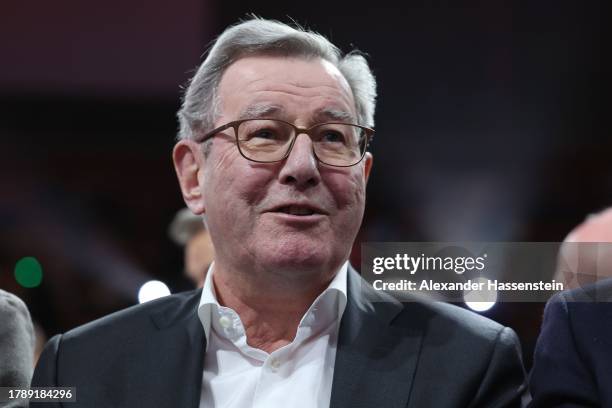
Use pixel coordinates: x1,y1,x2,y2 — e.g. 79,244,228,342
263,253,327,271
256,243,336,274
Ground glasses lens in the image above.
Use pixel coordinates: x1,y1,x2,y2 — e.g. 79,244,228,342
311,124,367,166
237,119,294,162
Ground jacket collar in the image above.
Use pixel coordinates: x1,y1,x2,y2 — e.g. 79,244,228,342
149,290,206,408
146,265,425,408
330,266,424,408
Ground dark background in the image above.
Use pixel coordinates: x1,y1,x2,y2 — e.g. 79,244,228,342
1,0,607,370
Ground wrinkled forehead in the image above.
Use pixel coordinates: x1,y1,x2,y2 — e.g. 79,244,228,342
216,55,357,123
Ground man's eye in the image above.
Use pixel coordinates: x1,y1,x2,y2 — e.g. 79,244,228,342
321,130,346,143
252,129,278,139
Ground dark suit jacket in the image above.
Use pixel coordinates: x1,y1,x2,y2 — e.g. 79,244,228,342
32,268,526,407
529,279,612,407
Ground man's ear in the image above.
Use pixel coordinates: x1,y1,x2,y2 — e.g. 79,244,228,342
363,152,373,185
172,140,206,215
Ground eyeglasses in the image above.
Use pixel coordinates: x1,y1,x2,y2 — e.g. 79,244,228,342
195,118,374,167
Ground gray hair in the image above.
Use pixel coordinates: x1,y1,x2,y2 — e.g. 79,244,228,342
177,17,377,143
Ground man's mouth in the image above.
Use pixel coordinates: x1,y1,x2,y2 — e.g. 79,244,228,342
270,203,328,217
278,206,316,216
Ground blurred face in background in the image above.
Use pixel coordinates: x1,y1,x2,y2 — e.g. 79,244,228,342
185,229,214,288
555,208,612,290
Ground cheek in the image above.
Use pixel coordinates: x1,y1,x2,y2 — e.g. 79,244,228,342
326,170,367,214
319,173,366,249
203,148,275,222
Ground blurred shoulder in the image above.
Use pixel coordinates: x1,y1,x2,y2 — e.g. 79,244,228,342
0,289,34,339
0,289,31,319
556,278,612,303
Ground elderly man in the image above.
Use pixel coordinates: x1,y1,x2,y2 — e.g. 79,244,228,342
32,18,526,407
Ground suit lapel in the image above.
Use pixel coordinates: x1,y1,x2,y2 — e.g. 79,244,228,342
132,272,422,408
141,290,206,408
330,268,424,408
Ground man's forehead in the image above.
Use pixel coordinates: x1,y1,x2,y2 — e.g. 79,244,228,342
217,56,356,119
223,55,346,84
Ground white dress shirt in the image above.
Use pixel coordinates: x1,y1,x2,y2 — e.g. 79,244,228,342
197,262,348,408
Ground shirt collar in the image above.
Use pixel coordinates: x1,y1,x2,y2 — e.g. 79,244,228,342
197,261,348,347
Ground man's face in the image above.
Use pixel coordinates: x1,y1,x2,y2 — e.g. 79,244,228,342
177,56,372,281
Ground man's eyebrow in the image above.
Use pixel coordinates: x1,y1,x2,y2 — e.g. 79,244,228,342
238,104,284,120
237,104,356,123
313,108,356,123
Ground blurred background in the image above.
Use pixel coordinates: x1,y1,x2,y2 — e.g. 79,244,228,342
0,0,607,369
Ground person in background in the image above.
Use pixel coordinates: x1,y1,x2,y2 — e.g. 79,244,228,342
553,207,612,290
530,207,612,407
169,208,215,288
0,289,35,408
32,322,47,366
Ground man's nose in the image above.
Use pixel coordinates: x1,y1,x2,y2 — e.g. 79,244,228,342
278,133,321,189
